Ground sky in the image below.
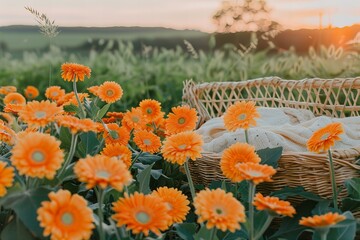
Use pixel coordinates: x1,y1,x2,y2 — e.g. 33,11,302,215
0,0,359,32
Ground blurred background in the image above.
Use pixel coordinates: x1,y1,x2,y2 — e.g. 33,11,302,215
0,0,359,111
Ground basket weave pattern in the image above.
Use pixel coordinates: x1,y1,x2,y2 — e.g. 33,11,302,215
182,77,360,200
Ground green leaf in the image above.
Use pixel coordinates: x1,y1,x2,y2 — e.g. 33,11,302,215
77,131,100,157
1,217,37,240
257,147,283,168
174,223,197,240
4,187,52,238
97,103,111,120
137,152,162,165
136,163,155,194
59,127,72,150
271,186,324,202
63,104,80,115
311,200,334,215
253,210,271,235
344,178,360,199
341,197,360,212
194,225,218,240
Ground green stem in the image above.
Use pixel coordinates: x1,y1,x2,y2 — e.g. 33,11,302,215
209,228,217,240
72,78,86,118
254,215,274,240
184,158,196,201
135,232,143,240
129,151,143,170
245,129,249,144
58,134,78,177
248,182,256,240
96,187,105,240
319,227,330,240
328,149,338,210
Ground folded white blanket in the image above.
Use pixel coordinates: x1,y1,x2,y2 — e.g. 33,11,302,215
196,107,360,153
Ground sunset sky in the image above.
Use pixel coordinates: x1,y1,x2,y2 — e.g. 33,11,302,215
0,0,359,32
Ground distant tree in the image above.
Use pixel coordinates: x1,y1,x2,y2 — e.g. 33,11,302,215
212,0,281,32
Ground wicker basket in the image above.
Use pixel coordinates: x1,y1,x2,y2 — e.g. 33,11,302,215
182,77,360,201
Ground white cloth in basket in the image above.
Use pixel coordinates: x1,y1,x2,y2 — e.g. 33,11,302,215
196,107,360,153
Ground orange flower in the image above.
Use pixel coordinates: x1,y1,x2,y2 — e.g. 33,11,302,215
45,86,66,101
161,131,203,165
87,85,100,96
103,123,130,145
11,132,64,179
0,86,16,95
0,161,15,197
24,86,39,99
0,122,16,145
98,81,123,103
112,192,170,236
74,155,132,190
165,105,198,135
139,99,162,121
122,107,147,131
3,104,24,114
56,115,98,134
221,143,261,182
61,62,91,82
223,101,260,131
19,100,63,127
106,111,124,120
0,112,14,125
299,212,346,228
3,92,26,105
102,117,117,123
253,193,296,217
101,143,132,168
37,189,94,240
307,122,344,153
194,188,246,232
152,187,190,225
57,92,89,106
133,130,161,153
236,162,276,185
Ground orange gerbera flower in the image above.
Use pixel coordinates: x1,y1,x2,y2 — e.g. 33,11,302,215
194,188,246,232
299,212,346,228
3,103,24,114
221,143,261,182
161,131,203,165
0,122,16,145
107,111,124,120
112,192,171,236
37,189,94,240
0,86,16,95
165,105,198,135
253,193,296,217
97,81,123,103
56,115,98,134
101,143,132,168
0,112,14,125
139,99,162,121
236,162,276,185
74,155,132,191
87,85,100,96
57,92,89,107
0,161,15,197
103,123,130,145
19,100,63,127
223,101,260,131
45,86,66,101
11,132,64,179
24,86,39,99
61,62,91,82
152,187,190,225
3,92,26,105
133,130,161,153
307,122,344,153
122,107,147,131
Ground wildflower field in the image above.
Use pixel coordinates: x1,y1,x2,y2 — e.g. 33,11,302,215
1,8,360,240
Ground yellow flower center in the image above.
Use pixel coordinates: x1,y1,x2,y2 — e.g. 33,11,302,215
320,133,330,141
52,92,59,96
238,113,247,120
135,211,151,224
10,100,18,104
32,151,45,163
110,131,119,139
247,170,263,177
61,212,74,225
178,144,187,150
35,111,46,119
214,206,224,216
146,108,153,114
96,170,110,179
178,117,186,124
143,139,151,146
132,116,140,123
106,89,114,97
166,202,173,211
